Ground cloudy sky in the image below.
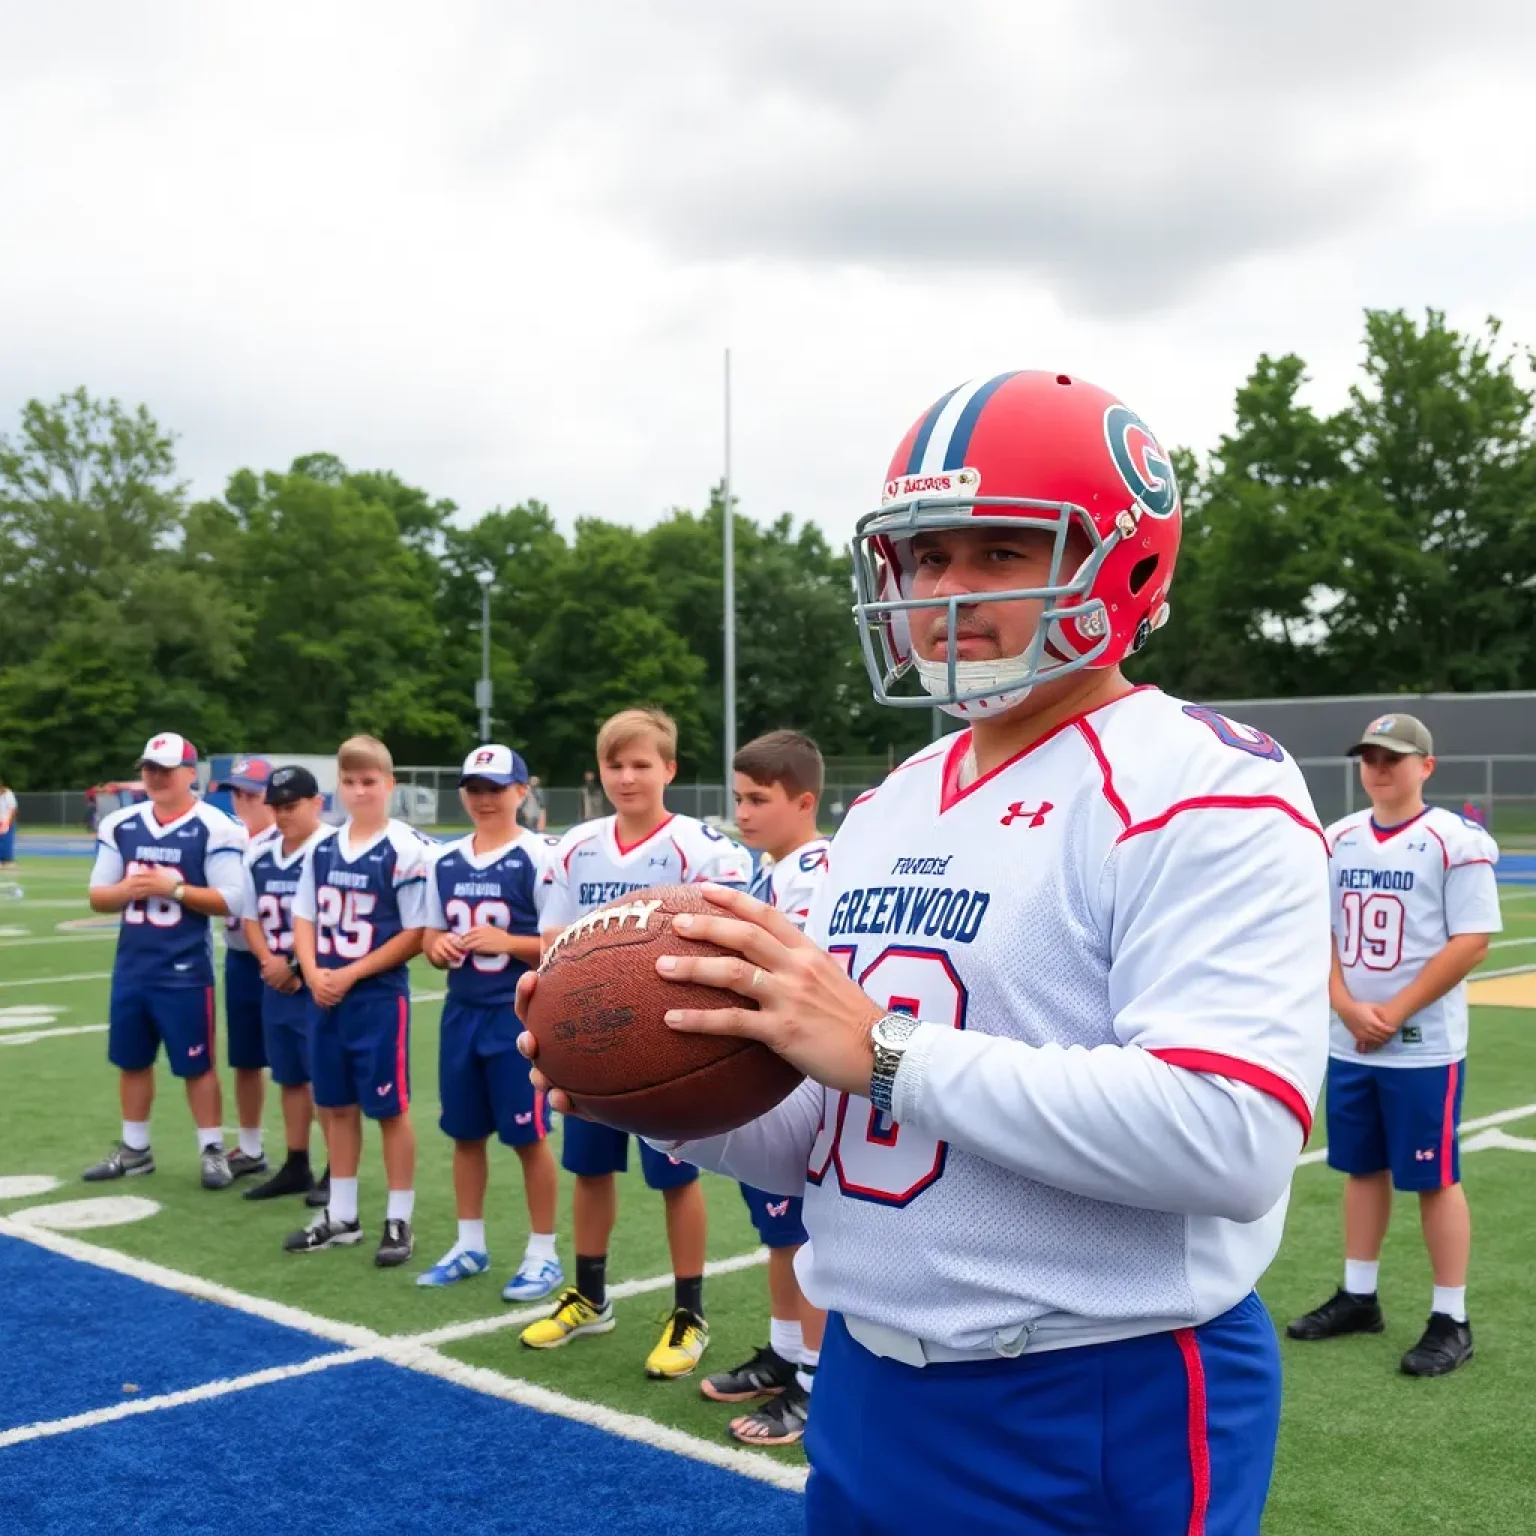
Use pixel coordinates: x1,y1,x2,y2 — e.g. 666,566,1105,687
3,0,1533,547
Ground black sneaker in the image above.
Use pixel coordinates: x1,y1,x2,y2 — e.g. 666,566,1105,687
305,1165,332,1208
729,1378,811,1446
228,1149,268,1180
700,1343,797,1403
1285,1288,1385,1341
243,1158,315,1201
83,1142,154,1181
1401,1313,1474,1377
200,1145,234,1190
376,1218,414,1268
283,1211,364,1253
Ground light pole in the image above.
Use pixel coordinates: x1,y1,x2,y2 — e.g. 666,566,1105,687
476,569,494,743
722,347,736,813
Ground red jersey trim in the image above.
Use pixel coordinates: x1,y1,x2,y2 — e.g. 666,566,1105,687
1370,806,1430,845
1422,822,1450,870
1149,1047,1314,1141
1118,795,1327,852
613,813,676,858
1074,718,1131,830
849,742,950,812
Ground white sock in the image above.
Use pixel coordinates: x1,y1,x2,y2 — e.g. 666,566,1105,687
238,1127,263,1159
387,1188,415,1223
770,1317,804,1363
796,1368,816,1395
196,1127,223,1152
1432,1285,1467,1323
525,1231,558,1261
327,1177,359,1224
458,1219,487,1254
1344,1259,1379,1296
122,1121,151,1151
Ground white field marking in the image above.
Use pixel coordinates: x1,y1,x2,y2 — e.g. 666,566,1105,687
0,972,112,988
404,1245,771,1348
13,899,108,909
0,1218,804,1489
0,1005,65,1029
415,989,445,1004
10,1196,161,1231
0,1175,62,1200
1489,935,1536,950
0,1025,108,1047
0,927,26,939
0,933,118,949
1473,963,1536,981
0,1350,373,1450
1298,1101,1536,1167
1460,1126,1536,1155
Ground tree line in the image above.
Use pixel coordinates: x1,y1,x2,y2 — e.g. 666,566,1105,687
1,308,1532,791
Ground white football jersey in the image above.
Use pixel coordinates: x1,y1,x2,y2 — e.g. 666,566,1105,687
667,688,1331,1353
540,813,753,929
1325,806,1501,1066
749,837,832,930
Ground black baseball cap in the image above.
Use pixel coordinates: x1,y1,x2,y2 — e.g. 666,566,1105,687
265,765,322,805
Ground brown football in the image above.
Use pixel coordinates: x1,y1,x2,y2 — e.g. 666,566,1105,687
524,884,804,1141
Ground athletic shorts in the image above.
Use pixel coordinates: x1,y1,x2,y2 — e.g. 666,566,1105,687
1325,1056,1465,1191
309,991,411,1120
261,981,312,1088
224,948,268,1071
739,1183,808,1248
439,999,548,1146
561,1116,698,1190
109,982,216,1080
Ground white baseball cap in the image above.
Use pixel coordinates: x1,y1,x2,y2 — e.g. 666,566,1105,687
137,732,198,769
459,743,529,786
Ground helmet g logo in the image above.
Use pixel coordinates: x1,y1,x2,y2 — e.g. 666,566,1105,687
1104,405,1178,520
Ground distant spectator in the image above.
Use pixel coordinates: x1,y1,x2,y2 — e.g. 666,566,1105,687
0,778,16,870
579,769,605,822
1461,800,1488,828
85,786,99,834
519,774,548,833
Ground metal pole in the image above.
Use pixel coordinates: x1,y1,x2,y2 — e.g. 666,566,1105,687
723,347,736,798
477,571,493,742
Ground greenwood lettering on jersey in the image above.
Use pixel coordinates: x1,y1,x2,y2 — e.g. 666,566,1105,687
1336,868,1415,891
827,884,991,944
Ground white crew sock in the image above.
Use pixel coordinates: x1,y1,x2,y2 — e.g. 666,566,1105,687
458,1219,487,1254
525,1231,558,1261
122,1121,151,1151
797,1348,819,1395
327,1177,359,1224
1345,1259,1379,1296
196,1127,224,1152
770,1317,804,1364
1432,1285,1467,1323
238,1127,264,1159
386,1188,416,1223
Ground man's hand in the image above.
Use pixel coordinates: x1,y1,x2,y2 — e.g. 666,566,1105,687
123,869,178,903
424,931,465,969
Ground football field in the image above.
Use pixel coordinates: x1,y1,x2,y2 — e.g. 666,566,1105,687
2,849,1534,1534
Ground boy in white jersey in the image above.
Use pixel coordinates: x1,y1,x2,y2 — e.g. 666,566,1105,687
1288,713,1500,1378
519,708,752,1380
520,369,1331,1535
700,730,831,1447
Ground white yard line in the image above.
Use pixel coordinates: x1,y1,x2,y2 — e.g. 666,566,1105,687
1489,935,1536,950
1473,963,1536,981
1298,1101,1536,1167
0,972,113,988
0,1024,107,1048
0,1218,803,1491
0,933,118,949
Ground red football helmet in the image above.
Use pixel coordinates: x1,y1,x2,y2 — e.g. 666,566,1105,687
851,370,1183,717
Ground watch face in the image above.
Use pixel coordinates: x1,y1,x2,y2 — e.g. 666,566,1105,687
877,1014,919,1047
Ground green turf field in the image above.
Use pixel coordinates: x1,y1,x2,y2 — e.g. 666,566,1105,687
2,855,1534,1525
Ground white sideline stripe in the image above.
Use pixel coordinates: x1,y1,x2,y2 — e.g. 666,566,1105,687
404,1245,771,1347
1489,935,1536,950
1474,963,1536,981
0,971,112,988
0,934,118,949
0,1024,107,1047
1297,1101,1536,1167
0,1350,372,1449
0,1220,801,1490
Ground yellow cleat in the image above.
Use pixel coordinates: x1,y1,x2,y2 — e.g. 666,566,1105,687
645,1306,710,1380
518,1288,615,1350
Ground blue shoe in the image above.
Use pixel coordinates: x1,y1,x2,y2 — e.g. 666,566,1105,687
416,1248,491,1287
503,1254,564,1302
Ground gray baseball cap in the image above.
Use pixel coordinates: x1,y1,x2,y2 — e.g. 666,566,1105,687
1347,712,1433,757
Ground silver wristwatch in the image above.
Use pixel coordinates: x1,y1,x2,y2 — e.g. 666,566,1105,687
869,1013,922,1116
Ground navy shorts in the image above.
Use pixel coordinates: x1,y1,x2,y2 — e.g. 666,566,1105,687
1325,1056,1465,1191
109,982,216,1079
806,1292,1281,1536
0,827,14,862
309,991,411,1120
739,1183,807,1248
439,998,548,1146
261,982,312,1088
562,1116,698,1189
224,948,268,1071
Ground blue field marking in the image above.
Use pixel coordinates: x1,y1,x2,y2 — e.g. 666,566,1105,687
1500,854,1536,886
0,1237,341,1432
15,837,95,857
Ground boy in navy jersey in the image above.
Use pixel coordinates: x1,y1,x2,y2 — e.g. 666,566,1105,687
286,736,429,1266
84,733,247,1190
418,744,562,1300
240,766,329,1202
216,755,280,1182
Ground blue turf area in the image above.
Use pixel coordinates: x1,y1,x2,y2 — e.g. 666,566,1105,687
0,1236,799,1536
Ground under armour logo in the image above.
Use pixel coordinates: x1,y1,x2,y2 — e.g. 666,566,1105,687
187,1044,204,1057
515,1112,533,1125
377,1082,393,1096
766,1199,790,1218
1415,1148,1435,1162
1001,801,1054,829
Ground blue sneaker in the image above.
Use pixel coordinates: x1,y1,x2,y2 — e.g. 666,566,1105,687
416,1248,491,1287
503,1254,564,1302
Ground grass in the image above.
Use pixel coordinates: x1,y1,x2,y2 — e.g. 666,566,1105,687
2,857,1535,1524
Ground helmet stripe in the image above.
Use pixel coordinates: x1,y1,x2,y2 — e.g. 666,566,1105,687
941,371,1021,470
903,382,964,474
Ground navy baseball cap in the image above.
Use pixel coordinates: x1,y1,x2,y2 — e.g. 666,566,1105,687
459,744,529,786
215,754,275,793
265,765,322,805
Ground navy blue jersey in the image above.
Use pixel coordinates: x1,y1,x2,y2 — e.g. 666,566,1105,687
293,819,431,998
89,801,248,990
241,828,328,960
424,831,552,1006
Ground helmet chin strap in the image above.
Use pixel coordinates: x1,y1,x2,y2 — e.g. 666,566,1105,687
914,654,1036,719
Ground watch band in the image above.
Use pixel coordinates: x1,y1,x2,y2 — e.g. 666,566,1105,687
869,1013,920,1116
